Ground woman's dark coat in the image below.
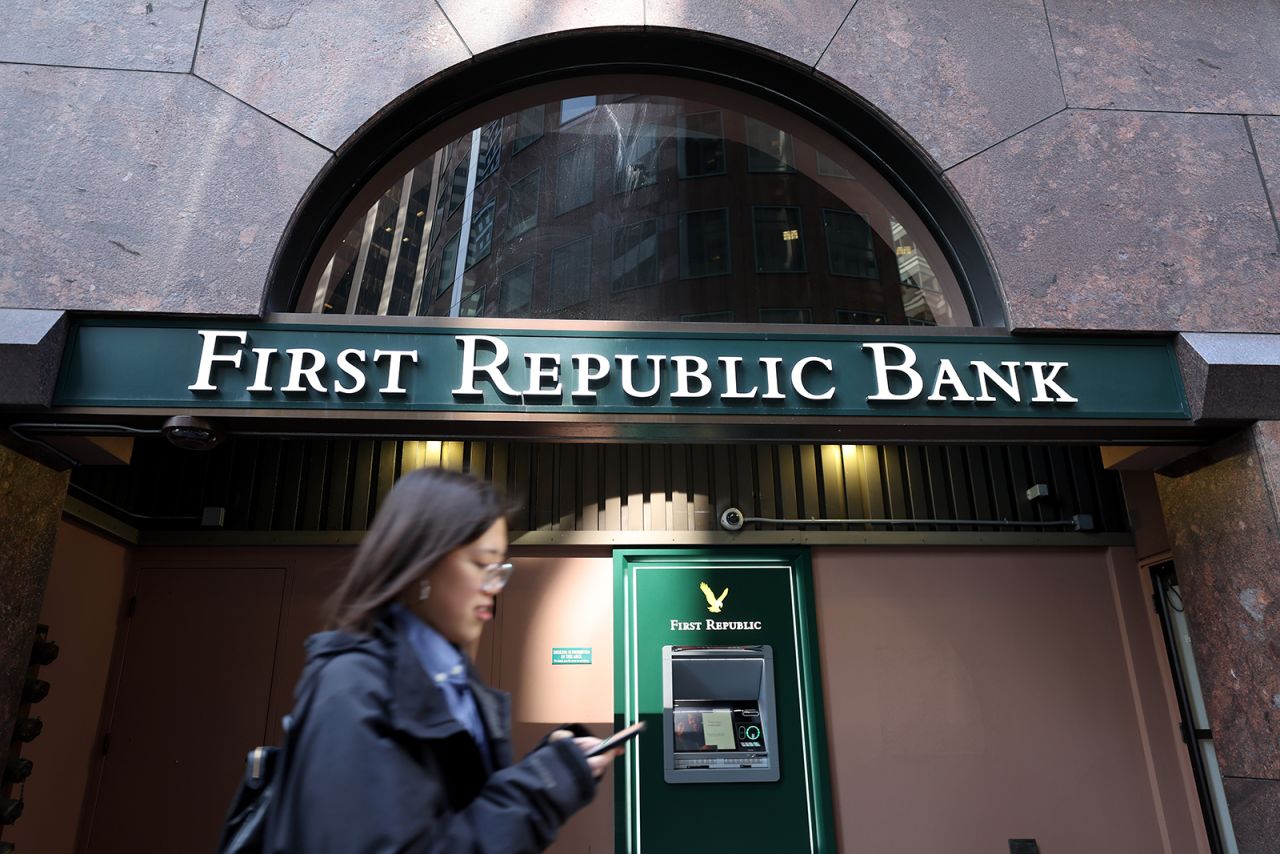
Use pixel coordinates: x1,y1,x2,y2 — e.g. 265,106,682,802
264,614,597,853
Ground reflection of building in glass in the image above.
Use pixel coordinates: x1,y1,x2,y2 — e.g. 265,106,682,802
301,89,971,327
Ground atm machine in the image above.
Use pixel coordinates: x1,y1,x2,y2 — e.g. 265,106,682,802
615,550,834,853
662,645,779,783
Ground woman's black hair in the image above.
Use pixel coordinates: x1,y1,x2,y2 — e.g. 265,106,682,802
329,468,512,632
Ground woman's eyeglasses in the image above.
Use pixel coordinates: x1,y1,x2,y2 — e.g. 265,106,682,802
479,562,514,593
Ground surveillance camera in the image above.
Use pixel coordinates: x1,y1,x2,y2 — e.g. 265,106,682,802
719,507,745,532
161,416,224,451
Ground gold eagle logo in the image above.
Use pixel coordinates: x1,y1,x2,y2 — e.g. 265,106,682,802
699,581,729,613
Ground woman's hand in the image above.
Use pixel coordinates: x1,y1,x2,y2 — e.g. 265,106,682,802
548,730,622,779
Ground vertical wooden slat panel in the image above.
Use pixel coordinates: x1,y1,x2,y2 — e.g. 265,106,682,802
490,442,508,496
469,441,488,479
557,446,576,531
859,445,885,522
326,440,352,530
650,445,668,531
533,445,555,530
945,446,974,529
691,447,712,530
252,441,282,530
1026,446,1053,522
228,438,260,529
984,445,1014,524
1048,447,1078,514
1067,447,1101,524
275,445,304,530
712,445,732,520
603,446,622,531
923,445,951,527
423,440,442,469
670,445,689,531
966,447,994,528
349,440,377,529
777,445,798,519
375,441,399,512
626,444,644,531
882,445,907,520
820,445,844,521
797,445,819,521
1007,446,1036,523
580,445,599,531
442,441,465,471
842,445,864,521
755,445,776,524
399,440,422,475
735,445,757,521
903,445,931,524
301,439,328,531
511,444,532,531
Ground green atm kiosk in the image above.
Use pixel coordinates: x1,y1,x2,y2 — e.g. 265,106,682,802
614,550,835,853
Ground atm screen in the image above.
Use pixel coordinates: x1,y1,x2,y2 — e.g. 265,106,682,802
672,702,766,753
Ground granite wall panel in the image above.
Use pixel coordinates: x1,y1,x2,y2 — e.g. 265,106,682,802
437,0,643,56
647,0,852,68
1222,776,1280,854
0,445,68,750
948,110,1280,333
1047,0,1280,114
0,65,330,315
1157,426,1280,781
0,0,204,72
818,0,1065,169
195,0,472,152
1248,116,1280,237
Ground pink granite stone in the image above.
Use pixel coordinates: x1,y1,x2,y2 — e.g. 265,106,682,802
949,110,1280,333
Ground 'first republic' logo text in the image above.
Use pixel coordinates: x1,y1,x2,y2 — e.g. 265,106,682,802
668,581,763,632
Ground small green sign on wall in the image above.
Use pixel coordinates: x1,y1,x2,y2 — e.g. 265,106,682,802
551,647,592,665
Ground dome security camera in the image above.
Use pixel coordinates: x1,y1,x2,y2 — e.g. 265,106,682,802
719,507,745,532
161,416,224,451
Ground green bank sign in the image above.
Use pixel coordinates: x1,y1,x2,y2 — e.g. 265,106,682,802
54,320,1189,420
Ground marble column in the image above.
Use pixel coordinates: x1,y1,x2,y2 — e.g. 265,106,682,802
0,445,68,750
1158,423,1280,853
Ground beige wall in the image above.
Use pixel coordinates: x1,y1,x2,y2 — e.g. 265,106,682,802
812,546,1203,854
7,521,127,854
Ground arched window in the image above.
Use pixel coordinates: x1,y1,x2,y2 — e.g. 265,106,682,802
278,38,1002,328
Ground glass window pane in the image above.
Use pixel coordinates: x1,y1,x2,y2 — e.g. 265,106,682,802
679,209,730,279
447,160,468,218
550,236,593,310
304,81,974,327
499,261,533,314
836,309,886,325
816,150,855,178
745,117,795,173
459,284,485,317
615,124,658,193
435,232,460,300
612,219,660,291
681,310,735,323
759,308,812,324
507,169,540,238
678,111,726,178
465,200,495,269
476,120,502,183
555,141,595,215
753,206,806,273
823,209,879,278
512,105,544,154
560,96,597,124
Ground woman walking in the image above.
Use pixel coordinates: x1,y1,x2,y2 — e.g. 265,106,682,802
264,467,617,852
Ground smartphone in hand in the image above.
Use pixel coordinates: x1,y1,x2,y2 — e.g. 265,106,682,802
585,721,646,757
